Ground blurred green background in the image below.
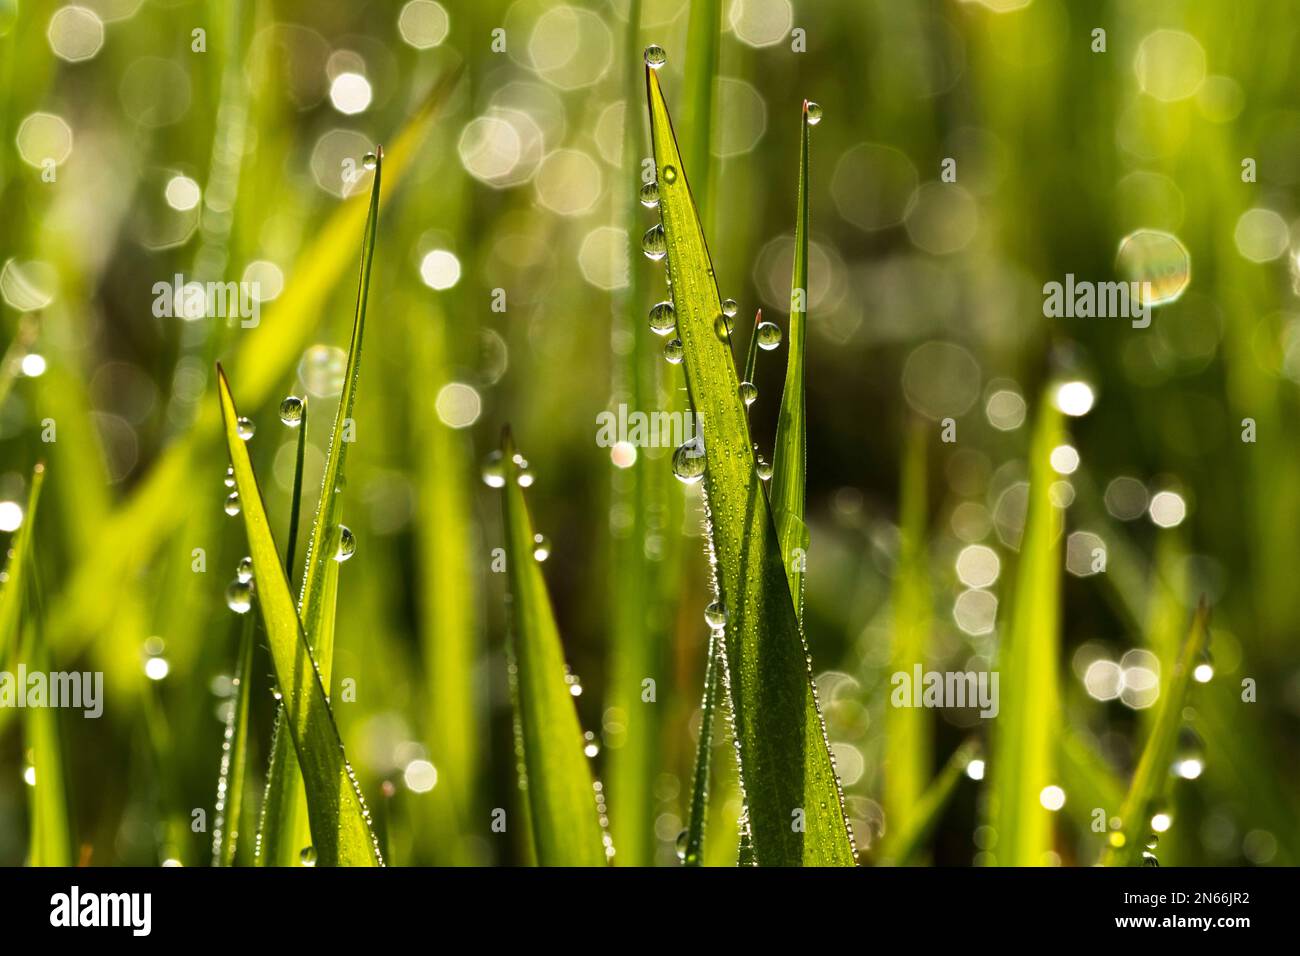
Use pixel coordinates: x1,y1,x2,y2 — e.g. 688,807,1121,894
1,0,1297,866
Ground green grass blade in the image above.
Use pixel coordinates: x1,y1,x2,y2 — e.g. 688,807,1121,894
987,398,1063,866
284,396,309,585
212,613,254,867
498,428,608,867
741,309,763,404
646,65,855,866
681,0,721,222
770,101,813,617
216,364,382,866
681,629,721,866
884,422,931,838
258,149,382,865
0,462,43,666
1102,602,1211,866
878,739,978,866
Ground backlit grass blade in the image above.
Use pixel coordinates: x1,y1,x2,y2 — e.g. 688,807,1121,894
212,613,254,867
681,630,721,866
987,399,1062,866
497,428,608,867
284,396,308,587
1102,601,1210,866
0,462,43,666
259,148,382,866
770,101,814,617
681,0,720,222
878,739,978,866
646,64,855,866
216,364,383,866
884,422,931,839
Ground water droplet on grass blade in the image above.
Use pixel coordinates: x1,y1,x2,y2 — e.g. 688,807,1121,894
481,451,506,487
648,301,676,335
739,381,758,406
664,338,683,364
362,152,377,170
236,556,252,582
757,321,782,349
223,465,235,488
806,101,823,125
676,829,690,863
644,44,666,68
639,182,659,207
756,456,773,480
532,533,551,561
661,165,677,184
279,395,304,426
224,493,241,516
334,525,356,562
583,731,600,758
225,580,252,614
642,224,667,261
704,601,727,629
672,439,705,483
722,298,738,317
714,313,734,341
300,846,317,866
236,417,255,440
1141,850,1159,867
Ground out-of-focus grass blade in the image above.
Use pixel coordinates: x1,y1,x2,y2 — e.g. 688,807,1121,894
1102,602,1210,866
497,428,608,867
884,422,931,839
258,148,382,866
216,365,382,866
0,462,43,666
988,399,1062,866
646,65,854,866
681,0,720,221
212,613,254,867
878,739,978,866
770,101,814,617
0,314,37,413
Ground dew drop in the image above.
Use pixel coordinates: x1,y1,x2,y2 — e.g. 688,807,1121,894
806,101,823,125
721,299,738,319
756,456,773,481
1141,850,1159,867
300,846,318,867
514,453,535,487
676,829,690,863
664,338,683,365
739,381,758,406
641,224,667,261
644,44,667,69
236,417,255,441
279,395,304,426
672,438,706,484
334,525,356,562
704,600,727,629
757,321,782,350
225,580,252,614
661,165,677,184
223,465,235,488
532,533,551,562
236,556,253,583
648,301,676,336
639,182,659,208
362,152,378,170
583,731,600,758
714,313,733,341
224,493,241,517
481,451,506,488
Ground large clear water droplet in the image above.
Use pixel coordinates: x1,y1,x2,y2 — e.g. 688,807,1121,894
648,301,676,336
639,182,659,208
644,44,667,69
721,298,738,318
225,580,252,614
481,451,506,488
279,396,304,426
236,417,255,441
642,224,667,261
334,525,356,562
739,381,758,406
806,101,823,125
224,493,241,516
756,456,773,481
704,600,728,629
714,313,733,341
757,321,782,350
664,338,683,365
300,846,318,867
362,152,378,170
672,438,705,484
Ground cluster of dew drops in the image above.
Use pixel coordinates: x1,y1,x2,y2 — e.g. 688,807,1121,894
221,393,356,616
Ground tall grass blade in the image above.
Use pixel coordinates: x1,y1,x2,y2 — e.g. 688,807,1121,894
987,399,1063,865
878,739,978,866
216,364,382,866
1102,602,1210,866
284,397,308,586
0,462,43,666
258,148,383,865
645,64,855,866
212,613,254,867
497,428,608,867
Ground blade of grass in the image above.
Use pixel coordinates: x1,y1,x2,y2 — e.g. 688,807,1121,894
216,364,382,866
646,64,855,866
0,462,43,667
258,148,382,866
498,428,608,867
884,420,931,840
284,396,308,587
1102,601,1210,866
212,612,254,867
987,398,1063,866
878,739,978,866
681,0,721,225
